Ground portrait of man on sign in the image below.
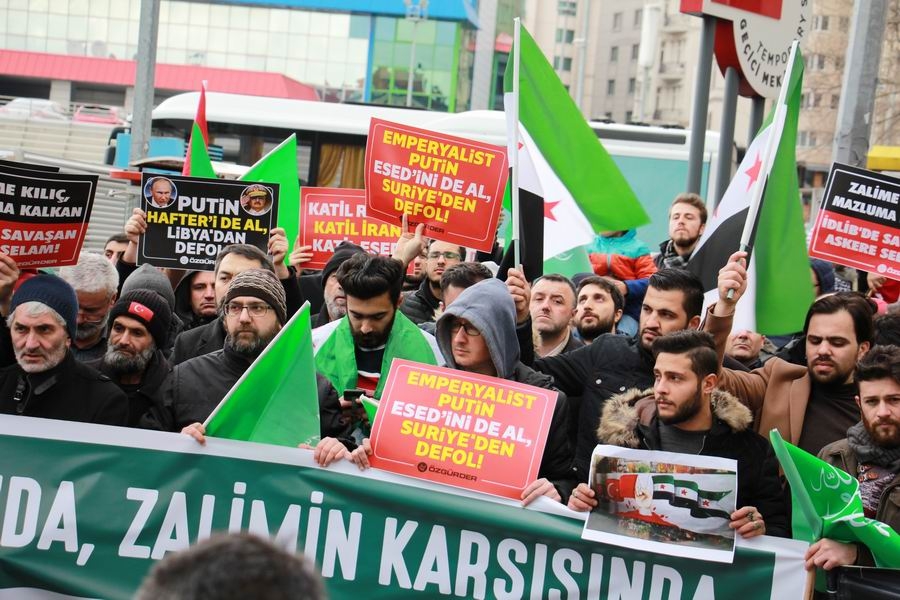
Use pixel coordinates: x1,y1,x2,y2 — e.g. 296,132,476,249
144,177,177,209
240,184,273,217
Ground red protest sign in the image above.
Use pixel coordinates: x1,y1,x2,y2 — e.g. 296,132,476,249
368,359,558,500
299,187,401,268
364,119,508,252
0,163,97,268
808,163,900,281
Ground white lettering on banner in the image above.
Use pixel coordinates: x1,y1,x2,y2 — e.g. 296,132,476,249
832,195,897,221
848,182,900,204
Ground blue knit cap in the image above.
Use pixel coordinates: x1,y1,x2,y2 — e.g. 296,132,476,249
10,274,79,340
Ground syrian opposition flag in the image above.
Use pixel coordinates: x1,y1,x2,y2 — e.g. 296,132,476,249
606,473,735,535
502,20,648,262
182,81,215,178
689,43,813,335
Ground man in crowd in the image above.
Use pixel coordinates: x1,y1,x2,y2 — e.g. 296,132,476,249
416,262,493,336
103,233,129,265
59,251,119,362
313,242,365,328
567,330,788,538
530,274,582,358
524,268,731,485
725,329,768,370
88,290,173,427
145,269,286,432
806,344,900,570
173,271,218,332
0,273,126,425
311,253,442,460
399,240,465,325
572,276,624,343
709,253,874,454
654,193,707,270
136,533,325,600
403,246,428,293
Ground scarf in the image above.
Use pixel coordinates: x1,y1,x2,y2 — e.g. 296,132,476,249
658,240,691,270
315,311,438,399
847,421,900,472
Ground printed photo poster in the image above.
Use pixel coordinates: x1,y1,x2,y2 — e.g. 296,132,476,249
368,359,558,500
364,118,508,252
299,187,401,269
0,161,97,268
139,174,278,270
808,163,900,280
583,445,738,564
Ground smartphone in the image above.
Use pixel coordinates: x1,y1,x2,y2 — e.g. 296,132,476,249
343,388,366,404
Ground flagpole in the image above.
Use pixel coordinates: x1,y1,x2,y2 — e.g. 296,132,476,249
727,40,798,299
511,17,521,268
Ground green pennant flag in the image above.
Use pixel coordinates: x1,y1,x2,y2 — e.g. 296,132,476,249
543,246,593,279
185,122,216,179
770,430,900,571
240,135,300,255
204,302,319,447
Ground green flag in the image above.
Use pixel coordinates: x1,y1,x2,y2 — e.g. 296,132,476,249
770,430,900,570
240,135,300,254
205,302,320,447
689,45,813,335
543,247,593,279
185,122,216,179
503,22,648,260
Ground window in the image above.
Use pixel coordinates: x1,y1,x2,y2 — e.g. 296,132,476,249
814,15,829,30
800,93,807,107
562,57,572,71
809,132,817,146
813,93,821,107
634,9,642,28
558,1,577,16
628,77,636,94
817,54,826,70
632,43,640,60
831,94,839,109
613,12,622,31
834,56,844,70
607,79,616,95
556,29,575,44
798,131,807,146
553,56,560,69
610,45,619,62
625,110,633,122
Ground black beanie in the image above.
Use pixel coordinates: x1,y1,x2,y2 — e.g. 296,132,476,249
109,290,173,349
10,274,78,340
321,242,365,286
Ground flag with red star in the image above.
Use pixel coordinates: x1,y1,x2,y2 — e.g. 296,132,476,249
503,23,648,262
688,45,813,335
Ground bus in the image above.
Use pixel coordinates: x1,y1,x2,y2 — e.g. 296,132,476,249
121,92,721,245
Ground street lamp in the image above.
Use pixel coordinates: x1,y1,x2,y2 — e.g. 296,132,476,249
404,0,429,107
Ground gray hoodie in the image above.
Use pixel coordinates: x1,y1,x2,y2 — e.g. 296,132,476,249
436,278,577,498
435,278,518,378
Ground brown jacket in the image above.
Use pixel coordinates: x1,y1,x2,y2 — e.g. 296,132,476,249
704,308,810,444
818,438,900,566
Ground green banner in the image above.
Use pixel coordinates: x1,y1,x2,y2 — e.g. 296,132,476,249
0,417,808,599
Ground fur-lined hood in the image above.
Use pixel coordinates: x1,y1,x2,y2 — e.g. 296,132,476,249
597,387,753,448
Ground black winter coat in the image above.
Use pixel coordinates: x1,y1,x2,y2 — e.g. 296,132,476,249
87,349,171,427
0,352,127,426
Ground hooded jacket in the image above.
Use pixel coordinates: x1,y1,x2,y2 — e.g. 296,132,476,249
173,271,217,332
436,278,575,496
598,387,789,537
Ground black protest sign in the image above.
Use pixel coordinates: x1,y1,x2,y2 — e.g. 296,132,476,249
139,175,279,270
0,162,97,268
809,163,900,278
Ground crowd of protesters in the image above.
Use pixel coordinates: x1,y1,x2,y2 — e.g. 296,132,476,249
0,192,896,580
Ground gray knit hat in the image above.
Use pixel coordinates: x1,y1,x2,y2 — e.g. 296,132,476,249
223,269,287,324
122,264,176,310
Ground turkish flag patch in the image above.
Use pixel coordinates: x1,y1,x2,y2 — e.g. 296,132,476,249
128,302,154,321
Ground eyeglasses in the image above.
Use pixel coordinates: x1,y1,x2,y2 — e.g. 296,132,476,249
449,321,481,336
224,302,271,318
427,251,462,261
